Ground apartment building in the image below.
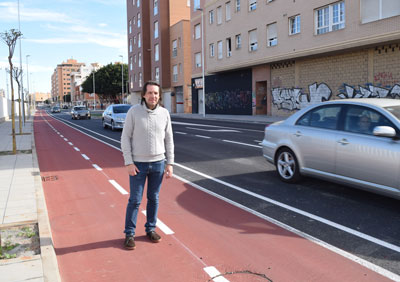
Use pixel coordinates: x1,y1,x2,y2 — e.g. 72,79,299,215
51,59,85,104
70,63,101,108
126,0,191,112
202,0,400,116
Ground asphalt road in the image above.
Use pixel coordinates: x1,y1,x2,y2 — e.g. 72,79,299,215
47,109,400,277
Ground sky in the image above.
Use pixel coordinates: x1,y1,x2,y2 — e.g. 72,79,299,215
0,0,127,95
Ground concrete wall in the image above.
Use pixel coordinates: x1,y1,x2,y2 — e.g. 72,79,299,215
0,96,26,122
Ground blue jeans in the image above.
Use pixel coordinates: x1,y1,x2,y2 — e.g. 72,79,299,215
124,160,165,236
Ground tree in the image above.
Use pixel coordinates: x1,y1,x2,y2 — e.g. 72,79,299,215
1,29,22,155
11,67,22,134
81,63,128,104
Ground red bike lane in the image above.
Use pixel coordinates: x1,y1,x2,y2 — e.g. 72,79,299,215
34,111,394,282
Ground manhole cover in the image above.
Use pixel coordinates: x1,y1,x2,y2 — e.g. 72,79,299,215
41,175,58,182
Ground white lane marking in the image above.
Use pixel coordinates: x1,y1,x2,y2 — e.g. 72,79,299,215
175,131,187,135
174,174,400,282
81,154,90,160
203,266,230,282
92,164,102,171
60,135,64,138
68,142,73,146
108,180,128,195
172,121,263,133
50,115,121,143
73,147,80,151
174,163,400,254
195,135,211,139
63,138,68,141
254,140,262,143
141,210,174,235
186,127,240,133
222,139,262,148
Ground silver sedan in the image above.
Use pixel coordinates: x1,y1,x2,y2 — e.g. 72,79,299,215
262,99,400,200
102,104,132,131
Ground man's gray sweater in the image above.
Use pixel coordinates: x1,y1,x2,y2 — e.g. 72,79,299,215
121,103,174,166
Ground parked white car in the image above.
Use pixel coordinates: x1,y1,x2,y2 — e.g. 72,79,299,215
102,104,132,130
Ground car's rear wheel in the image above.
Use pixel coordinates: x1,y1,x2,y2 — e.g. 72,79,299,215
276,148,301,183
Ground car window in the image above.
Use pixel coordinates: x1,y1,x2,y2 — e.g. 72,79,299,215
344,106,394,135
75,107,86,110
384,105,400,121
113,105,131,114
296,105,341,130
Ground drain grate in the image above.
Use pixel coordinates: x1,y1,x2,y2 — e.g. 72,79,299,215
41,175,58,182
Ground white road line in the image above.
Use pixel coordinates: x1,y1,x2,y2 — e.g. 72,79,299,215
141,211,175,235
174,174,400,282
63,138,68,141
73,147,80,151
108,180,128,195
172,121,263,133
92,164,102,171
195,135,211,139
68,142,73,146
187,127,240,133
81,154,90,160
254,140,262,143
175,131,187,135
203,266,230,282
222,139,262,148
60,135,64,138
173,163,400,254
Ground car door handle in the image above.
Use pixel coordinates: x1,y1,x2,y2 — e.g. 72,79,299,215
338,138,349,145
293,131,302,137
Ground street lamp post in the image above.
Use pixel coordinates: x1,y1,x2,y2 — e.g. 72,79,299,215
26,55,30,112
119,55,124,103
17,0,25,124
196,8,206,117
92,69,96,110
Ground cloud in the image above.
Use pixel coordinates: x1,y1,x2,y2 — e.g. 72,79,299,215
98,23,108,27
0,2,77,24
26,23,127,51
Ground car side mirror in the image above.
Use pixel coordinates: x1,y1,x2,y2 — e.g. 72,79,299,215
373,126,396,138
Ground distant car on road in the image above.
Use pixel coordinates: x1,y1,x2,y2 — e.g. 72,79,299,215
51,106,61,113
71,106,91,120
261,98,400,200
62,105,69,109
102,104,132,131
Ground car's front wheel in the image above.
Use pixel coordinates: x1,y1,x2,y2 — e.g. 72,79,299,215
102,119,107,129
111,121,115,131
276,148,301,183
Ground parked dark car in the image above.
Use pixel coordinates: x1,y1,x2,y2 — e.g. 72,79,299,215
71,106,91,120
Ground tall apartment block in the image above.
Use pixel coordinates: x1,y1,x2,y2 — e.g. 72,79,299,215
51,59,85,104
126,0,191,112
70,63,101,108
197,0,400,116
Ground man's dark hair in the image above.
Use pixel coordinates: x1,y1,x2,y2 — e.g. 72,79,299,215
141,81,162,105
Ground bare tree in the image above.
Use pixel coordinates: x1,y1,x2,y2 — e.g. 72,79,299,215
0,29,22,155
11,67,23,134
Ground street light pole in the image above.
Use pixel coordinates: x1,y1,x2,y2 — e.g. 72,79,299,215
26,55,30,112
197,8,206,117
119,55,124,103
93,69,96,110
17,0,25,124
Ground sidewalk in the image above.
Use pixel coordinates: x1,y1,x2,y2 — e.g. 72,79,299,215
0,114,61,282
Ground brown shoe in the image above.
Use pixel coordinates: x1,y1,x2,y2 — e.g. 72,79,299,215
124,235,136,250
146,231,161,243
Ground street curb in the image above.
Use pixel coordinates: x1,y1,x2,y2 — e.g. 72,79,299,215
32,115,62,282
